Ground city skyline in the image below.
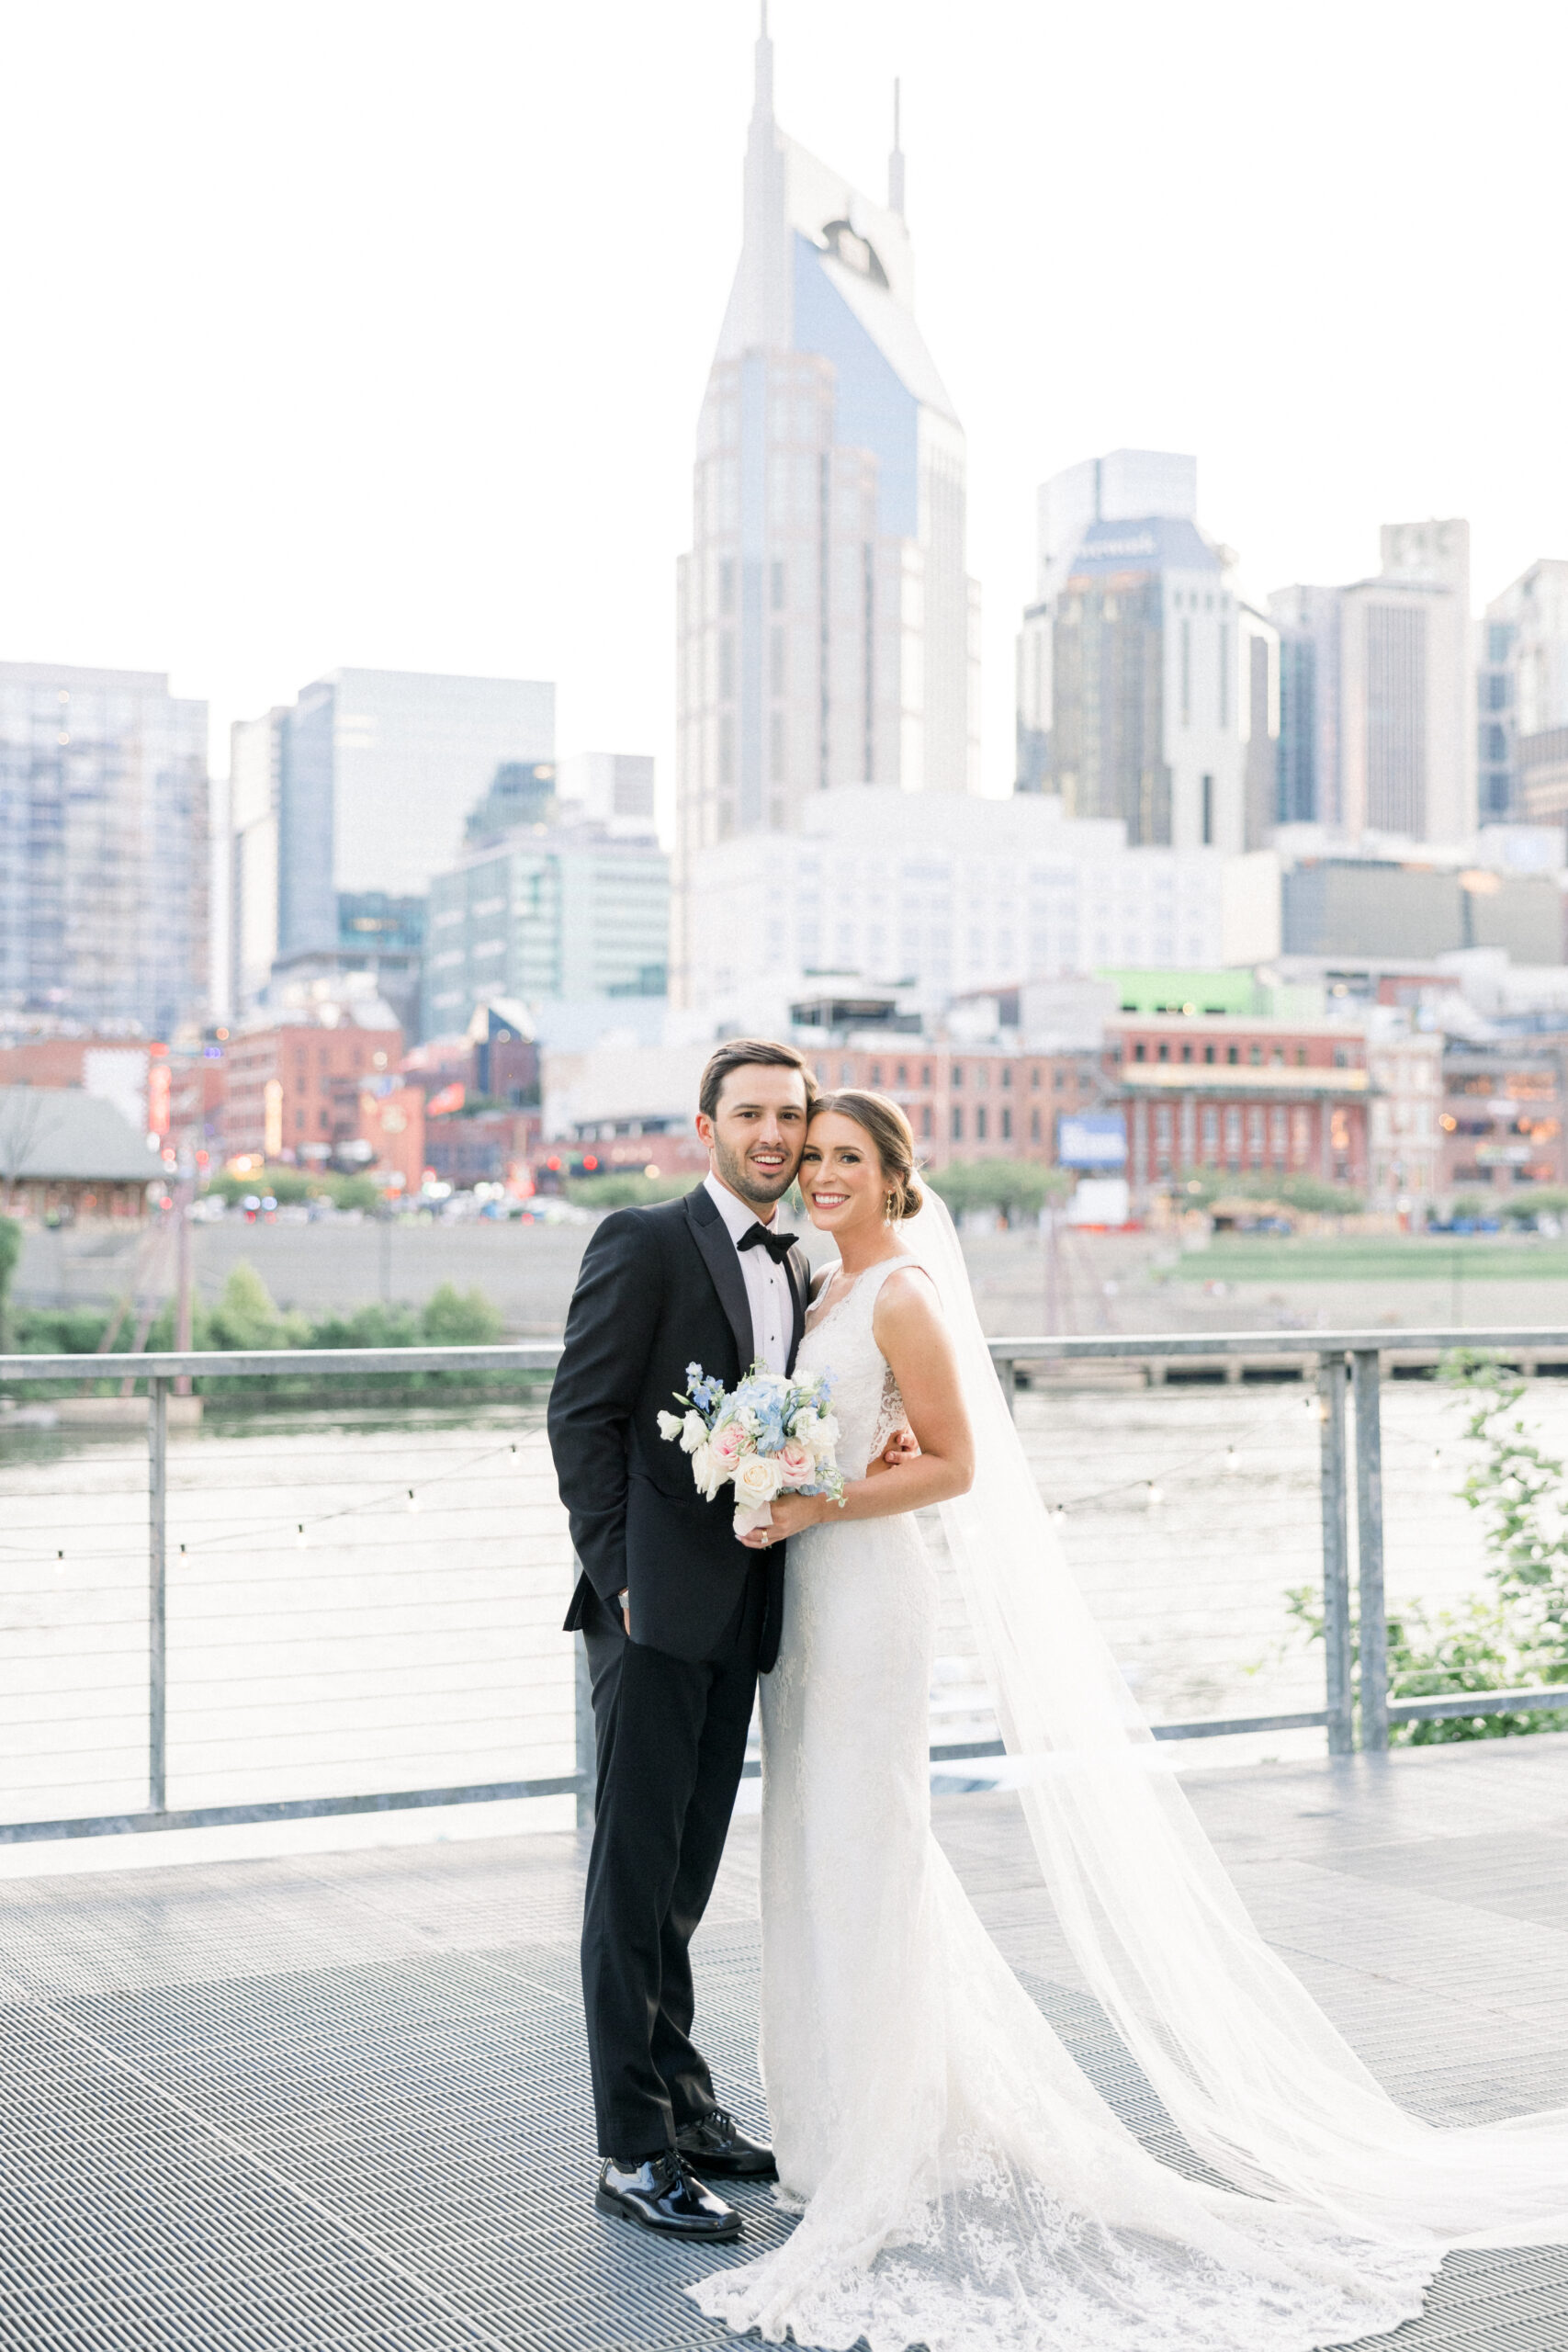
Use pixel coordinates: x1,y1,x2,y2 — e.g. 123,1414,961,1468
1,0,1564,820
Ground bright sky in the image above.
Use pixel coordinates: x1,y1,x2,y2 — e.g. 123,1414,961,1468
3,0,1564,823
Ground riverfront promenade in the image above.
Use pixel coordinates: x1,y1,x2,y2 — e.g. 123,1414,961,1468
4,1737,1568,2348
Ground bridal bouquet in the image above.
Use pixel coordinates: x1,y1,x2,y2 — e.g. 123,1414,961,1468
659,1362,845,1538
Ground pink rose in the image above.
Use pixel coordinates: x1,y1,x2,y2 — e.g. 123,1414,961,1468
708,1420,746,1475
776,1440,816,1488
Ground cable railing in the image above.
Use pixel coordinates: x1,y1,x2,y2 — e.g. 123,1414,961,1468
4,1326,1568,1848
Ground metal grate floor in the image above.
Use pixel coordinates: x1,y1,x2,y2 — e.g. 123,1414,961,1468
3,1737,1568,2348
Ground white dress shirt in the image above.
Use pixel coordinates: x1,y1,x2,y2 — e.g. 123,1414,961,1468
703,1171,793,1375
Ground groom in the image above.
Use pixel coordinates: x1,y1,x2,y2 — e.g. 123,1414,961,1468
548,1037,818,2242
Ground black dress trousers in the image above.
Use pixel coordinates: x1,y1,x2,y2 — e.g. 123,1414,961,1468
579,1566,766,2158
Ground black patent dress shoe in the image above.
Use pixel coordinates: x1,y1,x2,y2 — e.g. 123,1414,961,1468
675,2106,778,2179
595,2153,741,2240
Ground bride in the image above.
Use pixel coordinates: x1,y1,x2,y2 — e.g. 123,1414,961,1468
690,1089,1568,2352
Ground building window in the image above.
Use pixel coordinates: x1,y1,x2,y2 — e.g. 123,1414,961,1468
839,1060,852,1083
869,1062,882,1087
896,1062,908,1086
1054,1068,1065,1091
1202,1105,1219,1161
1030,1106,1041,1141
1180,616,1191,727
1001,1106,1012,1140
1227,1045,1239,1066
1270,1106,1288,1166
1201,774,1214,846
720,558,736,615
1204,1045,1215,1064
1031,1065,1041,1089
1224,1105,1242,1169
1001,1065,1012,1089
921,1104,932,1138
1157,1043,1168,1063
976,1106,988,1141
1249,1045,1262,1066
952,1064,964,1086
1297,1046,1307,1066
1134,1042,1145,1063
952,1105,964,1140
921,1064,932,1087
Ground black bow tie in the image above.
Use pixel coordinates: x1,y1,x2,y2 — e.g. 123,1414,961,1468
738,1221,797,1266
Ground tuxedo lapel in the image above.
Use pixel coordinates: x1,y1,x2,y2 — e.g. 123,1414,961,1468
685,1187,754,1372
785,1243,809,1373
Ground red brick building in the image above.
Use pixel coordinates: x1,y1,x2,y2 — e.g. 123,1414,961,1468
802,1045,1107,1165
1110,1014,1371,1190
1439,1045,1566,1193
224,1018,402,1162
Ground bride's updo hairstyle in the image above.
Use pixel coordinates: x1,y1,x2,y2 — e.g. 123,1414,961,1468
811,1090,924,1222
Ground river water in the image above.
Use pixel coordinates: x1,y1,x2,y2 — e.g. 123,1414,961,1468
0,1370,1554,1871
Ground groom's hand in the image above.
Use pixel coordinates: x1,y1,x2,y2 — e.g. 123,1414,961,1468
876,1426,921,1474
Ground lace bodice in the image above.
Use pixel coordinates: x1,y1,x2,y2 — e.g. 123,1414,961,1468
795,1254,921,1476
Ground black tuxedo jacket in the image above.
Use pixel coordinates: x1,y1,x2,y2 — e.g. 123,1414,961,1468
547,1184,811,1668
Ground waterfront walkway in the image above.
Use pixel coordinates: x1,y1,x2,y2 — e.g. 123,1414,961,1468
5,1738,1568,2350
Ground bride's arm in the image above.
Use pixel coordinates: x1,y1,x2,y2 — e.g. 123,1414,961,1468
740,1269,973,1543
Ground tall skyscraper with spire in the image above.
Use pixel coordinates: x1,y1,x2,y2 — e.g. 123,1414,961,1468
672,9,978,1004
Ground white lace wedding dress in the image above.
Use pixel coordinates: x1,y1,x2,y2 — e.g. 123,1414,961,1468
691,1250,1441,2352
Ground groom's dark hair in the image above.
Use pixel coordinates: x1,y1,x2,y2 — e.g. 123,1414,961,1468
698,1037,819,1121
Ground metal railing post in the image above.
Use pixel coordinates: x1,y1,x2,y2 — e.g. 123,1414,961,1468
574,1632,596,1830
1316,1352,1353,1756
996,1355,1018,1418
147,1375,168,1814
1352,1349,1389,1753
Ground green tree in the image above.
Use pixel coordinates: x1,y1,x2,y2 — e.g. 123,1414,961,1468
206,1263,310,1351
0,1214,20,1352
309,1302,421,1348
926,1160,1072,1226
420,1283,503,1344
563,1171,696,1209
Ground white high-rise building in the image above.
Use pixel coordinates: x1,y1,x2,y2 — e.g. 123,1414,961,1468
684,786,1276,1037
1339,520,1475,843
672,14,978,1004
229,707,286,1017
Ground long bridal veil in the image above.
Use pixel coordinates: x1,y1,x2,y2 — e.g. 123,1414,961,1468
908,1187,1568,2249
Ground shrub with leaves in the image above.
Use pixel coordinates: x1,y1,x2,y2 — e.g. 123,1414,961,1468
206,1263,310,1351
419,1283,503,1345
1284,1348,1568,1743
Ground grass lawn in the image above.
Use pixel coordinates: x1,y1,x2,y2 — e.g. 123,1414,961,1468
1169,1238,1568,1283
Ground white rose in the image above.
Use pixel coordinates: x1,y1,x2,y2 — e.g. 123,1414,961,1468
657,1409,683,1442
681,1409,706,1453
733,1453,784,1508
811,1413,840,1454
789,1408,818,1442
